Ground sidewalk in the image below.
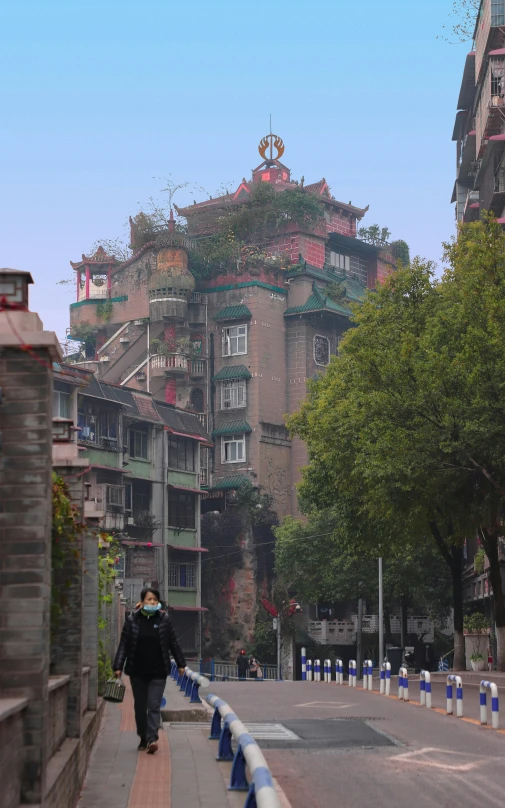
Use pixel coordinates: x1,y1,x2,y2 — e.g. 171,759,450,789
78,678,240,808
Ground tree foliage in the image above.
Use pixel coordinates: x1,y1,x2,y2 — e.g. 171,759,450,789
284,217,505,669
440,0,480,43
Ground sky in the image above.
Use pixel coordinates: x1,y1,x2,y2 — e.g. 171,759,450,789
0,0,470,343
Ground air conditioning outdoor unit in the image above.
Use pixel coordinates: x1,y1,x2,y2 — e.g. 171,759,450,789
120,337,130,344
134,320,144,326
99,355,110,363
127,516,135,525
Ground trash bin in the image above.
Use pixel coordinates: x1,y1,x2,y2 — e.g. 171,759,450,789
386,647,404,676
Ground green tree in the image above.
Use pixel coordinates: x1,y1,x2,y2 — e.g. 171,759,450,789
287,224,505,669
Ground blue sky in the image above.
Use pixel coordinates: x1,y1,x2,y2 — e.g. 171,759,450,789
0,1,469,342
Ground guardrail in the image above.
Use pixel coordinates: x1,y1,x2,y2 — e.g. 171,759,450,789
170,662,210,703
420,670,432,708
201,660,277,681
206,693,281,808
480,680,499,728
446,674,463,717
380,662,391,696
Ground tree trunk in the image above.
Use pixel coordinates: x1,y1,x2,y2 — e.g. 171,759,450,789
482,529,505,671
429,521,465,671
400,597,407,649
450,545,465,671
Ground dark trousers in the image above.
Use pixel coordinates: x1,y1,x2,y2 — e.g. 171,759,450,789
130,676,166,742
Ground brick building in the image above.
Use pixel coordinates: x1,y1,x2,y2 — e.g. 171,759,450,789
67,136,395,520
452,0,505,222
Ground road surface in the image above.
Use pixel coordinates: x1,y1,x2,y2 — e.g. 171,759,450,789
206,678,505,808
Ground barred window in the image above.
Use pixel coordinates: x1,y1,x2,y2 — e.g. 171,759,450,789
314,335,330,366
168,552,197,588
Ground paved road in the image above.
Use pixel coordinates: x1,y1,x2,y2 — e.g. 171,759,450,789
206,679,505,808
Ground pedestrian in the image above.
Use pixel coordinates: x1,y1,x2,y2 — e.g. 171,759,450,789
113,587,186,754
249,655,260,679
236,649,249,680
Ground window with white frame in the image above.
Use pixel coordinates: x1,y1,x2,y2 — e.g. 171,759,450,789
222,434,246,463
222,324,247,356
106,485,124,510
53,390,71,419
168,552,197,589
314,335,330,366
330,251,350,272
129,428,148,460
220,379,246,410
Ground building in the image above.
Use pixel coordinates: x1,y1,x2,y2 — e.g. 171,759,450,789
67,134,395,521
53,362,208,654
452,0,505,222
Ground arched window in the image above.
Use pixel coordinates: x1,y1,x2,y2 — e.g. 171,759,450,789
190,388,204,413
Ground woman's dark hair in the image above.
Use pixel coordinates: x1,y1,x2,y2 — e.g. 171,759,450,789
140,587,161,602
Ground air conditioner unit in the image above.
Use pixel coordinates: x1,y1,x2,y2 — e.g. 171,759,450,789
119,337,130,344
134,320,144,326
127,516,135,525
99,355,110,363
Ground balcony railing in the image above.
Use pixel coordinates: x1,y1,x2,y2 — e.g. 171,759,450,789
189,359,206,376
199,468,209,487
189,292,208,305
150,353,188,375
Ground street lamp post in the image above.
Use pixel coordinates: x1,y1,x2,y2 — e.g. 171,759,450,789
379,557,384,668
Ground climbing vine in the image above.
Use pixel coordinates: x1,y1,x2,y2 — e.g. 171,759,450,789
97,533,121,693
51,473,85,638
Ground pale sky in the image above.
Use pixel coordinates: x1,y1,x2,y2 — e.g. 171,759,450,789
0,1,469,343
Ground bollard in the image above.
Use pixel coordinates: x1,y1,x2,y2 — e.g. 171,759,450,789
420,670,432,709
185,674,193,697
398,666,409,701
480,680,499,729
380,662,391,696
348,660,357,688
307,659,313,682
446,674,463,717
335,659,344,685
366,660,373,691
314,659,321,682
325,659,332,683
301,647,307,681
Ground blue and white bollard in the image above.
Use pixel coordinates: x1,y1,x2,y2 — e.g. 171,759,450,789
335,659,344,685
314,659,321,682
480,680,499,729
348,660,357,688
365,660,373,691
307,659,313,682
380,661,391,696
420,670,432,709
301,647,307,681
398,666,409,701
446,674,463,717
325,659,332,682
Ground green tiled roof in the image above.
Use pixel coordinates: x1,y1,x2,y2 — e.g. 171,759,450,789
214,305,252,321
210,475,253,491
284,284,351,317
213,364,252,382
212,420,252,437
329,272,367,303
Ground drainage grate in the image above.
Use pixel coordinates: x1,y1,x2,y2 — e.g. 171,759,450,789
166,722,300,740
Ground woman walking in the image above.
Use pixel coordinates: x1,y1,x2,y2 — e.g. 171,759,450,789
113,587,186,754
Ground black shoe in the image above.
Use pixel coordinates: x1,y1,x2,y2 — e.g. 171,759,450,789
137,738,148,751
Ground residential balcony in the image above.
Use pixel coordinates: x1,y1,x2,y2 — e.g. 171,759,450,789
475,1,505,84
189,359,206,378
150,353,188,377
463,189,480,222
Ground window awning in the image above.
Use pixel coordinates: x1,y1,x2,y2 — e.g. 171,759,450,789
214,304,252,322
168,545,209,553
164,427,208,443
212,420,252,437
212,364,252,382
168,484,204,495
169,605,209,612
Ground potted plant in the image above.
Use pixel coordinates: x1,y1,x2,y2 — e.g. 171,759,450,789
470,652,486,672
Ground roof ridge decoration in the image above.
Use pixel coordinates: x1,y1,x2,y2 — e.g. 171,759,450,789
70,245,118,270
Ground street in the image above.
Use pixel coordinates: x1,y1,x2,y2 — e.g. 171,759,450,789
205,679,505,808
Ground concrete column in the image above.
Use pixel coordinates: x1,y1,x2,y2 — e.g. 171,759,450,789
0,303,62,804
51,465,85,738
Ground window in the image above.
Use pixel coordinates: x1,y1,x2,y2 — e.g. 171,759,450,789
314,335,330,366
330,251,350,272
125,482,150,516
222,324,247,356
167,435,195,471
167,489,196,529
129,428,148,460
99,410,118,440
168,552,197,588
220,380,246,410
222,434,245,463
53,390,70,418
106,485,124,510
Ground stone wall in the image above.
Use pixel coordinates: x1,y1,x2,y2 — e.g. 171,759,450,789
47,677,70,759
0,699,27,808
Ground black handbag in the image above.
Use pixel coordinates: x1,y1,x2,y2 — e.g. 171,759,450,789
103,677,126,703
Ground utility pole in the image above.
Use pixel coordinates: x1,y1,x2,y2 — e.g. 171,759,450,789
356,596,363,673
379,557,384,667
275,616,282,680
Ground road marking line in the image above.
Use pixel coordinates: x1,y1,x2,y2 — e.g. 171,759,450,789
294,701,356,708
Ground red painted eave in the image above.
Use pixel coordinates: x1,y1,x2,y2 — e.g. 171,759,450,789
168,545,209,553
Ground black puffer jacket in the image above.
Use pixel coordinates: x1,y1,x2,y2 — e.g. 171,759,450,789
113,609,186,677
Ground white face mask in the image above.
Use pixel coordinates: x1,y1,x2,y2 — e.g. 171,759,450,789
142,603,161,613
